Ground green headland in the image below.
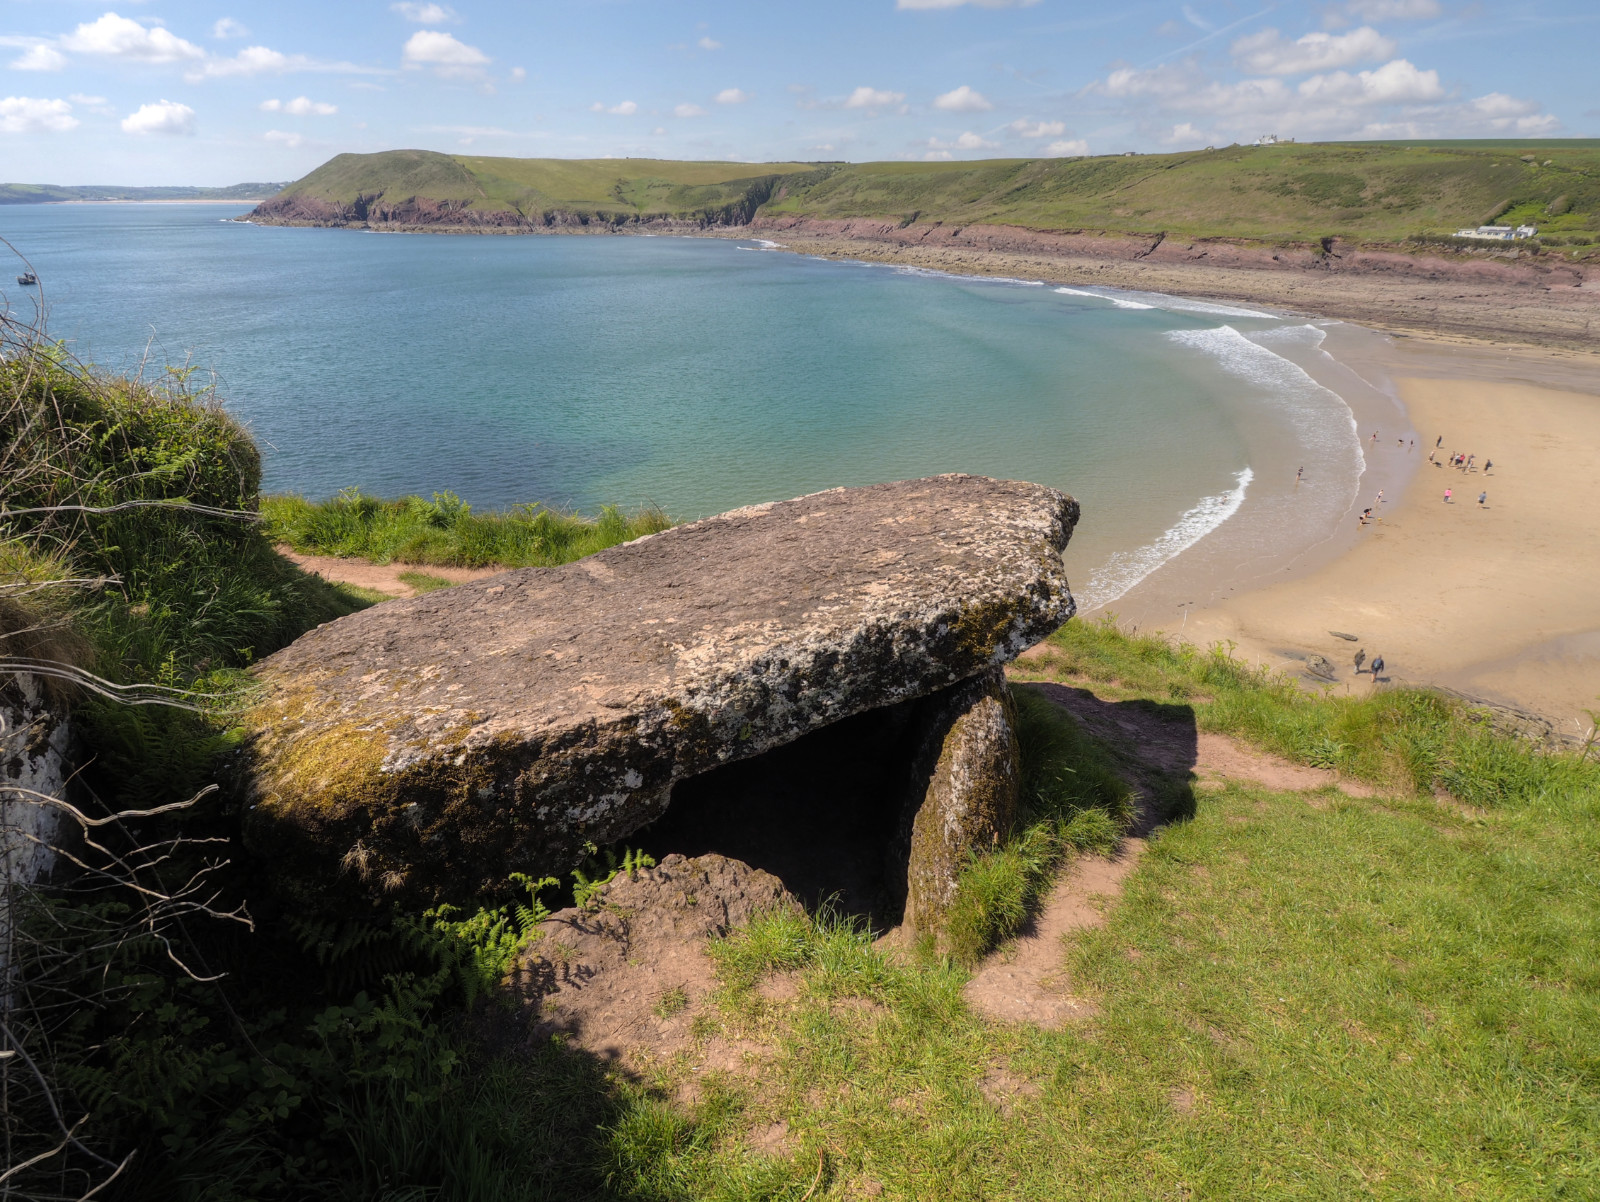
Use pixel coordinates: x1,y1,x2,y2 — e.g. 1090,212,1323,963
254,140,1600,249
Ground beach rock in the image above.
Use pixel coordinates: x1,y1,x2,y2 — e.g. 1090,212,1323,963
902,667,1020,941
239,475,1078,907
1305,654,1337,680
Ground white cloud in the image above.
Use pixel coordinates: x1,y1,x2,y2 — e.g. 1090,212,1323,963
716,87,748,104
698,36,722,50
189,46,379,80
264,128,303,148
1181,4,1213,31
928,130,999,150
1231,26,1394,74
1298,59,1444,104
68,93,107,105
1011,118,1066,137
212,18,248,39
810,143,835,151
674,103,707,117
1083,51,1558,144
1325,0,1441,25
933,85,992,112
924,150,953,159
0,96,78,134
392,3,459,23
1044,138,1089,156
10,45,66,72
120,99,195,136
1469,91,1560,134
591,100,638,115
401,30,488,69
1162,122,1209,146
62,13,205,62
260,96,338,116
509,66,526,82
897,0,1040,8
845,85,905,109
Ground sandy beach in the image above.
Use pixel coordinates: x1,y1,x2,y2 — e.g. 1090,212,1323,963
739,231,1600,731
1159,338,1600,733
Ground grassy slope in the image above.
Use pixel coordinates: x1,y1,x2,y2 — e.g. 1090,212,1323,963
272,142,1600,243
261,490,672,568
616,621,1600,1200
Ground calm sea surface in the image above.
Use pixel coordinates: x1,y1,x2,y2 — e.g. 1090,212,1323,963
1,203,1365,609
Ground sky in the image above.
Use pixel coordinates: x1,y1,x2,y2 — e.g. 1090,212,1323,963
1,0,1595,185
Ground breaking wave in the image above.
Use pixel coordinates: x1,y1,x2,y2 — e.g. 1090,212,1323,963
1080,467,1254,611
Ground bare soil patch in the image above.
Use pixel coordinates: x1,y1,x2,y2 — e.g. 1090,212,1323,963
963,841,1144,1027
277,546,503,597
511,853,799,1072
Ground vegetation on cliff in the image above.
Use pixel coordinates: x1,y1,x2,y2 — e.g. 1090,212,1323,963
255,141,1600,251
263,489,671,569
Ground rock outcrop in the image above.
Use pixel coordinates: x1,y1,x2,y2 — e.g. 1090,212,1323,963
901,667,1020,940
240,475,1078,909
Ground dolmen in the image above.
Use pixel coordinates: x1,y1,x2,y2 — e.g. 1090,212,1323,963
241,475,1078,940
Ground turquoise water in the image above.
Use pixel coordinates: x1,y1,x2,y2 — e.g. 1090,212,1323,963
0,203,1364,608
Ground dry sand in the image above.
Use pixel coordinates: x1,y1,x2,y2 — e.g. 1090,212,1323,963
1173,367,1600,732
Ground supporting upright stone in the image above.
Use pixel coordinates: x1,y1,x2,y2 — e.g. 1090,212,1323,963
901,667,1019,942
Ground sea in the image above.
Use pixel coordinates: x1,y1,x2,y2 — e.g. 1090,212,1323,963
0,202,1393,614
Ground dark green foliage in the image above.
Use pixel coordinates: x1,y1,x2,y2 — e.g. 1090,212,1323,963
263,489,673,570
0,347,365,681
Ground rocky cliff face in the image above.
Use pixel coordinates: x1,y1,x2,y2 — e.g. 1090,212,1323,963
2,676,71,982
239,476,1078,913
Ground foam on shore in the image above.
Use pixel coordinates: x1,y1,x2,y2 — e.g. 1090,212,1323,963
1081,467,1254,611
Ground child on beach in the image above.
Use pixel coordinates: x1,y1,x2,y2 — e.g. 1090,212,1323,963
1484,459,1492,474
1479,491,1487,506
1444,488,1452,503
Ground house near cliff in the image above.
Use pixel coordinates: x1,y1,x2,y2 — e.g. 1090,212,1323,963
1455,224,1539,241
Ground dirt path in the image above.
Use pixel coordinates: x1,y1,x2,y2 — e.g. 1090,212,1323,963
965,679,1376,1026
278,547,504,598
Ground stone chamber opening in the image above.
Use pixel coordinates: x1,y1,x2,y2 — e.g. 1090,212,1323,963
632,697,929,933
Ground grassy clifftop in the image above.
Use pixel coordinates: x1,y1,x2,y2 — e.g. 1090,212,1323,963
259,141,1600,244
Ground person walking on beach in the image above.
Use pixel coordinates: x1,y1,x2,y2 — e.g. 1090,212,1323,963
1296,466,1303,484
1375,489,1384,506
1371,431,1379,445
1436,435,1443,448
1468,454,1475,470
1484,459,1493,474
1428,450,1437,465
1479,490,1487,507
1354,648,1367,674
1445,487,1452,503
1370,654,1385,681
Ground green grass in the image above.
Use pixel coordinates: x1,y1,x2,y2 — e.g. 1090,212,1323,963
397,568,454,594
270,141,1600,249
1015,616,1600,805
262,488,672,569
647,771,1600,1199
595,622,1600,1199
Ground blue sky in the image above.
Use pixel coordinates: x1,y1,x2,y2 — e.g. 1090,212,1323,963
1,0,1595,184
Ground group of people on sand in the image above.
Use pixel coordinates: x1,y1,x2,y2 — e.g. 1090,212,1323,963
1428,435,1492,507
1351,431,1496,523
